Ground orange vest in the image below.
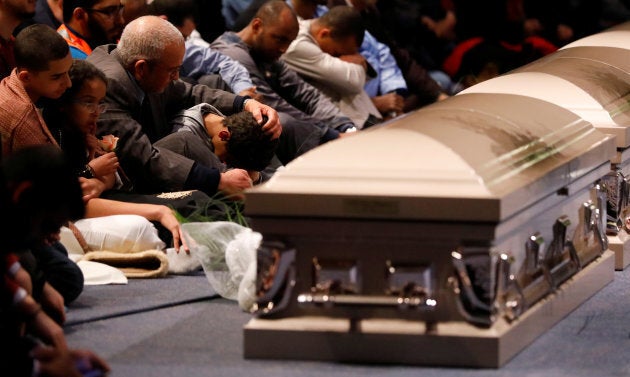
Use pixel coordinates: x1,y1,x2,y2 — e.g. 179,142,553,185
57,24,92,57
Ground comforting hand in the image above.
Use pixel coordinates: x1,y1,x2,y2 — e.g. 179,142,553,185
79,177,107,202
243,99,282,139
88,152,119,177
218,169,253,200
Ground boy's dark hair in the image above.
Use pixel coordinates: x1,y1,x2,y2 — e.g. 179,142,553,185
318,5,364,46
62,0,99,23
146,0,197,28
223,112,278,171
59,59,107,105
14,24,70,72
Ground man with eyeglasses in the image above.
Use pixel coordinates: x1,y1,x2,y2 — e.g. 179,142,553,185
58,0,125,59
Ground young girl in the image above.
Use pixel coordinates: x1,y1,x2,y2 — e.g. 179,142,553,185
44,60,187,254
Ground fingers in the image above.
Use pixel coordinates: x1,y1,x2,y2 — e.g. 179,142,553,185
219,169,254,199
245,100,282,139
260,108,281,139
176,227,190,255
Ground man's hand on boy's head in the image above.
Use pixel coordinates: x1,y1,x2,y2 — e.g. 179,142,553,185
243,99,282,139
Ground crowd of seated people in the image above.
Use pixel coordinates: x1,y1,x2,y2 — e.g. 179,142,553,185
0,0,628,375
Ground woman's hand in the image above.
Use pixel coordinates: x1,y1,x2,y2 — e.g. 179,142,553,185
156,206,188,254
88,152,119,178
79,177,107,202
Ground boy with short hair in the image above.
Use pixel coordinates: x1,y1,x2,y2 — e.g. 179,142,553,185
0,24,73,157
0,24,84,305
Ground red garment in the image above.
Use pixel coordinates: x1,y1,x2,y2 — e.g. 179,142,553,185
442,37,484,78
0,69,59,157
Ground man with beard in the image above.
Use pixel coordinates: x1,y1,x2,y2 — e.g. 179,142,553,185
57,0,124,59
0,0,37,79
212,0,357,164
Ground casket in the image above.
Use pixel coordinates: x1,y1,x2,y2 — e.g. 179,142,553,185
561,21,630,49
461,44,630,269
243,93,616,367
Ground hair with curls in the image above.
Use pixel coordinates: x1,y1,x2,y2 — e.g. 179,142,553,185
14,24,70,72
59,59,108,105
223,112,278,171
117,15,184,68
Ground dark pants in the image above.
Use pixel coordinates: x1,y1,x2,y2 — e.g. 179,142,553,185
22,242,84,305
274,112,328,165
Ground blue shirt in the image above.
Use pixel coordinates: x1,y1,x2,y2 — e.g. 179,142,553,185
299,2,407,97
181,40,255,95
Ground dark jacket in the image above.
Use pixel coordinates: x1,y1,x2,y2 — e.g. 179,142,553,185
87,44,246,195
211,32,355,131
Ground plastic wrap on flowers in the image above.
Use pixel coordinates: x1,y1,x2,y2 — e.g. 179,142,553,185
182,222,261,310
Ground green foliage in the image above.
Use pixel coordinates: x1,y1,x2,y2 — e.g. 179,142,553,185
172,193,250,228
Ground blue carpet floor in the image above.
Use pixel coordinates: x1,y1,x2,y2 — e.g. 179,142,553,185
64,265,630,377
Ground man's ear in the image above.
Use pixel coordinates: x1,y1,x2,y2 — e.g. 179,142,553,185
10,181,33,204
17,69,31,84
73,7,88,21
317,27,331,40
158,15,168,21
132,59,149,80
251,17,263,33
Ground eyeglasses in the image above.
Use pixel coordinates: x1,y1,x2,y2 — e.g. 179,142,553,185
73,101,108,114
87,5,124,18
147,60,181,80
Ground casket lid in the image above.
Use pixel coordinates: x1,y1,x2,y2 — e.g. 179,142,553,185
513,47,630,134
562,26,630,49
460,71,630,148
245,93,615,223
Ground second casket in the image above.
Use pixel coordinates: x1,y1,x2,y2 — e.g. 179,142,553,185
461,45,630,269
562,21,630,49
243,93,616,367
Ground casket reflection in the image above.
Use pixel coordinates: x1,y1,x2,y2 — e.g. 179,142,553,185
461,45,630,269
243,93,615,367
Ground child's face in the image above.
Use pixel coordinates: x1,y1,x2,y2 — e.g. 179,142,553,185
23,53,73,100
66,78,107,135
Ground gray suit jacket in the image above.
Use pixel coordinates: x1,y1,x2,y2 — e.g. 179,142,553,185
87,45,242,194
